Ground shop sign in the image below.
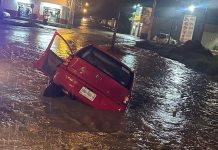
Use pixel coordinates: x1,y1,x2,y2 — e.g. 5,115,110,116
133,6,143,21
134,15,141,21
180,15,196,43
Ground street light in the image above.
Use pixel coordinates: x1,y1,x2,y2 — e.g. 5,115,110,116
188,5,195,13
133,4,141,9
85,2,89,7
83,8,87,13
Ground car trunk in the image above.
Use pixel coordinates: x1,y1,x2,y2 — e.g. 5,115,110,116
66,57,129,104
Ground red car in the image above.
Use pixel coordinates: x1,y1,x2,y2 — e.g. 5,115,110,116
36,32,134,112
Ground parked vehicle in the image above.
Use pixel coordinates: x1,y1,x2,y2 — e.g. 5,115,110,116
0,9,10,19
213,45,218,50
36,32,134,112
153,33,177,45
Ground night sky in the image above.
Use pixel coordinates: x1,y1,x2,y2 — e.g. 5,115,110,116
87,0,218,19
86,0,218,25
88,0,183,19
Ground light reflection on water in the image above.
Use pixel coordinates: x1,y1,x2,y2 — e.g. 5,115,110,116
120,54,137,70
124,49,218,149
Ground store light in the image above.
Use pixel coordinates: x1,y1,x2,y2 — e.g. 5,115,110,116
188,5,195,13
85,2,89,7
83,8,87,13
16,0,31,3
41,2,62,9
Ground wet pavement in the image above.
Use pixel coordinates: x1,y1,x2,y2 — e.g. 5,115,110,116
0,23,217,150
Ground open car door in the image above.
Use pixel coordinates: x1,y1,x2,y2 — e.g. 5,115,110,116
35,31,73,77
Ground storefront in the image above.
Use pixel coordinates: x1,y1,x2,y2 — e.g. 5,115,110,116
131,6,153,39
131,6,143,37
17,2,32,17
42,6,60,23
39,2,68,24
131,22,143,37
1,0,35,17
1,0,68,24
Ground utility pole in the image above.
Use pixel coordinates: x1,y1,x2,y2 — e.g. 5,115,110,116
147,0,157,40
110,11,120,50
67,0,76,28
199,7,208,43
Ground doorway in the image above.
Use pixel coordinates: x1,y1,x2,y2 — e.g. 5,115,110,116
17,2,31,18
43,7,61,23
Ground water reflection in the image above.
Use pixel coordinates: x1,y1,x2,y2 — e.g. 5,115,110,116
121,54,136,69
125,49,218,149
50,36,72,59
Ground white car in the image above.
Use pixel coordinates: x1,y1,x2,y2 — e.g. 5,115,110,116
153,33,177,45
0,11,10,19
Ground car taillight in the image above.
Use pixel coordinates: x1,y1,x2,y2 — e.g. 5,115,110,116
123,96,130,104
63,58,70,66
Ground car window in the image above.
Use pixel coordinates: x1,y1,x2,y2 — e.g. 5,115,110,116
77,46,134,89
50,36,72,60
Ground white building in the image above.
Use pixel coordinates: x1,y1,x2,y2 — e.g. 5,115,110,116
1,0,70,24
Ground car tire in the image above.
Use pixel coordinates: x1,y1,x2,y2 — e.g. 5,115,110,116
43,81,65,98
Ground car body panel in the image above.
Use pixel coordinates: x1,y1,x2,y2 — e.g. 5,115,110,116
54,66,127,112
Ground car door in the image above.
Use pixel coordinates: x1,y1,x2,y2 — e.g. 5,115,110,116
35,31,73,77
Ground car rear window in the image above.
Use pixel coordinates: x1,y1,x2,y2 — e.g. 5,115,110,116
76,46,134,89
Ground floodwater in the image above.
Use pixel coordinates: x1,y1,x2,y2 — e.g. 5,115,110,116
0,24,217,149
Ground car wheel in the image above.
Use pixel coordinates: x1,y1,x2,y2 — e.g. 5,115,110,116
43,81,65,97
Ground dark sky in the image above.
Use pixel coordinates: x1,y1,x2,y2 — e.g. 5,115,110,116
88,0,124,19
88,0,179,19
87,0,218,24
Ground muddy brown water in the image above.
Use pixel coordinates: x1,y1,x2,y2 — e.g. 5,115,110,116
0,25,217,149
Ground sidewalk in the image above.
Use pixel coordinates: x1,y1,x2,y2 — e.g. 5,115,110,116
0,18,64,30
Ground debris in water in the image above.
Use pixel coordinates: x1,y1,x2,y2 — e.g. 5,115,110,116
172,107,177,117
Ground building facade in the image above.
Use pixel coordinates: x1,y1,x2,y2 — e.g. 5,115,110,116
131,6,143,37
131,6,153,39
1,0,70,24
201,24,218,50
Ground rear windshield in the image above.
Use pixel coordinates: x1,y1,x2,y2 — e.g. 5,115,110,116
76,46,134,89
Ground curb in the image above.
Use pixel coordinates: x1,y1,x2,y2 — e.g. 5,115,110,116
0,19,60,31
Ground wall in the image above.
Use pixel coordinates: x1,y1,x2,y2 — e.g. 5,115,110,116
2,0,18,10
151,16,183,41
40,0,67,7
201,24,218,50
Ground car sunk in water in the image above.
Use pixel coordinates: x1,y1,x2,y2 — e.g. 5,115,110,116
36,32,134,112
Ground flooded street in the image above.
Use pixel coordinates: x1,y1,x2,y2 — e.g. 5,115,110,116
0,24,217,149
